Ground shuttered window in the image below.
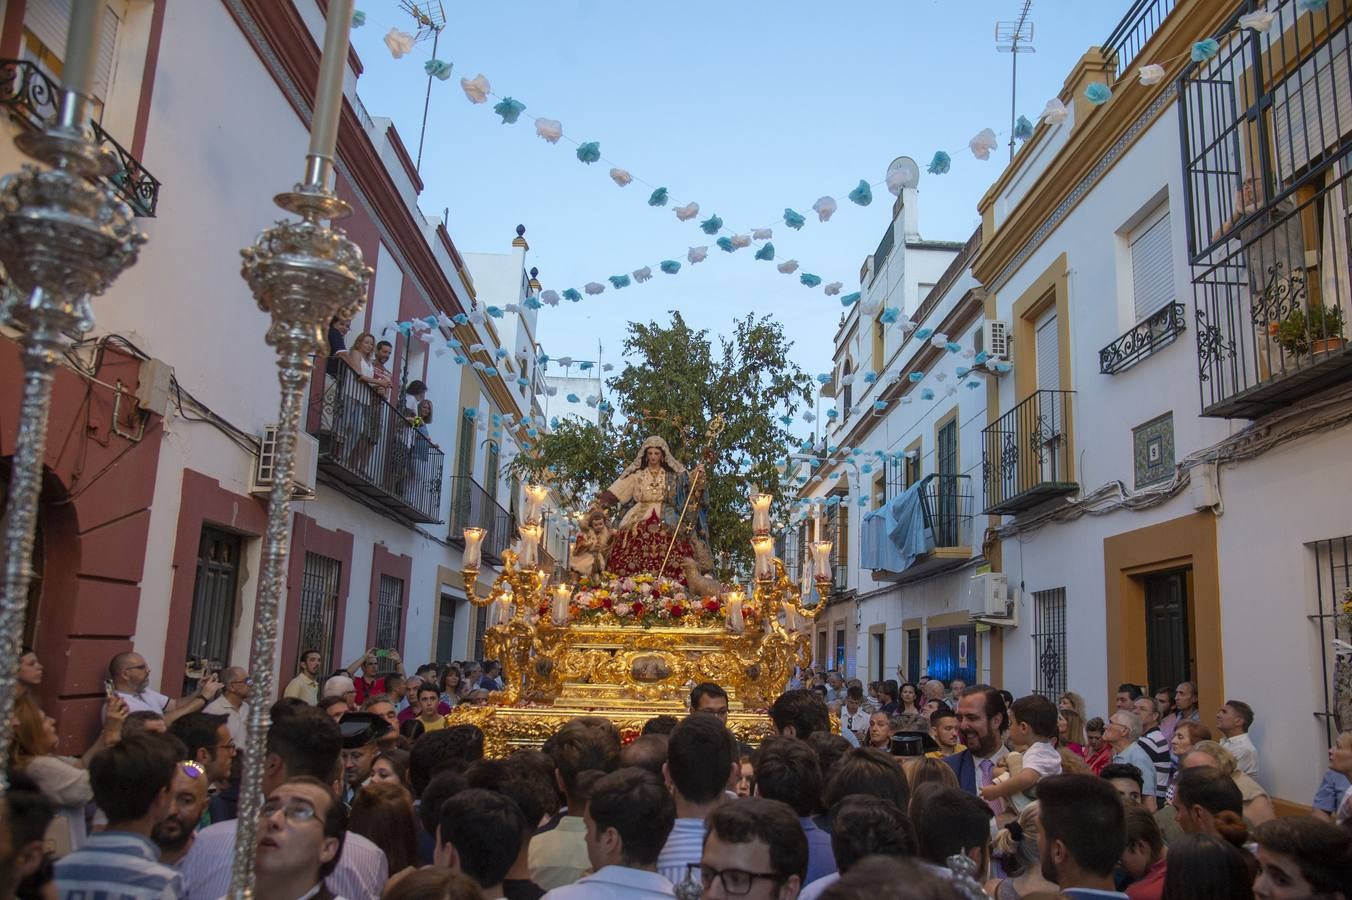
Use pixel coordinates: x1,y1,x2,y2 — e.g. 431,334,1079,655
1035,308,1060,392
22,1,121,107
1131,210,1174,322
1272,32,1351,180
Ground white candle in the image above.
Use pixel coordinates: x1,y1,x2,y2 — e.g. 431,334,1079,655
489,595,511,627
523,484,549,524
518,523,542,568
725,589,745,633
811,540,834,581
462,527,485,570
307,0,355,171
751,493,773,534
552,584,573,625
751,536,775,580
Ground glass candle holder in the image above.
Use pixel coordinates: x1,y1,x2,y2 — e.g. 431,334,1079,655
463,527,486,570
552,584,573,625
523,483,549,524
518,523,542,568
725,589,745,633
811,540,834,581
751,536,775,580
750,492,773,534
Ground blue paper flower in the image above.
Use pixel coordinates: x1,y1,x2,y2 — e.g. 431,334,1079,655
452,313,469,325
927,151,951,175
974,351,989,365
946,341,963,353
816,373,832,384
486,305,504,318
1191,38,1220,62
907,372,924,383
956,367,971,378
562,288,582,302
423,315,438,327
840,292,861,307
755,243,775,261
700,215,724,235
648,187,669,207
862,463,875,474
826,409,839,419
424,59,453,81
608,274,631,289
517,377,530,388
550,417,559,429
397,321,413,336
779,414,793,426
880,307,901,324
1014,115,1034,141
993,362,1014,374
800,273,822,288
453,355,467,365
1299,0,1328,9
493,97,526,124
352,9,366,27
848,180,873,206
1085,82,1111,105
872,400,887,412
920,388,935,401
579,361,594,371
783,208,806,230
575,141,601,164
966,380,982,389
526,427,539,438
494,347,509,359
566,393,580,403
716,236,736,253
524,295,542,310
863,372,877,384
484,366,499,377
464,407,478,420
446,337,462,349
538,354,551,365
915,327,933,340
660,260,681,274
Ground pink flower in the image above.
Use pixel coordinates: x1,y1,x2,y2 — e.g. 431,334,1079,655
613,603,632,617
638,583,652,595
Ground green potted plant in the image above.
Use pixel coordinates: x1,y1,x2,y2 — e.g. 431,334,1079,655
1276,303,1346,357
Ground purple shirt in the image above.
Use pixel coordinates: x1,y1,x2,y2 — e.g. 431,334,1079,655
800,816,837,885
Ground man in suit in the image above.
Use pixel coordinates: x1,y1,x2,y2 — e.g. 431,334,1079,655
942,685,1009,818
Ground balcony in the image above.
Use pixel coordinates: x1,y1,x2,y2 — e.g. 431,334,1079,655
446,475,516,566
862,474,974,583
1099,302,1188,375
307,364,444,522
1179,0,1352,418
1103,0,1179,80
982,390,1077,515
0,59,161,216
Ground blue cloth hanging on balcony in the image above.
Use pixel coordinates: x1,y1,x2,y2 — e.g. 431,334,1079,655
860,480,933,572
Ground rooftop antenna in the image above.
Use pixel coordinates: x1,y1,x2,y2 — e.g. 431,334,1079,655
995,1,1035,162
401,0,446,172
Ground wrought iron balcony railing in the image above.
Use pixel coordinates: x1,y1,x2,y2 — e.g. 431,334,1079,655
307,363,444,522
0,59,161,217
982,390,1077,515
1103,0,1179,80
1179,0,1352,417
447,475,516,566
1099,302,1188,375
862,474,974,581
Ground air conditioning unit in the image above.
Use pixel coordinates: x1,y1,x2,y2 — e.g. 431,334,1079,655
966,571,1015,623
250,426,318,500
976,320,1011,362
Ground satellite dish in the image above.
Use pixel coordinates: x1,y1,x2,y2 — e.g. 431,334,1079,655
886,156,920,195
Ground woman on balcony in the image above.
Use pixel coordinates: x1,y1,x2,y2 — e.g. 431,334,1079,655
336,331,390,478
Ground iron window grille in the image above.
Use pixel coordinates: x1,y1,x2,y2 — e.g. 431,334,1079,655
375,574,405,652
299,552,342,674
1311,536,1352,744
1032,588,1068,699
184,527,242,694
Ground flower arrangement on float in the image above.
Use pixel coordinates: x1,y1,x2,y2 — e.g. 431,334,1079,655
534,571,749,629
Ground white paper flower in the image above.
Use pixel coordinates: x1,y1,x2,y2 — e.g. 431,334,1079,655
384,28,416,58
632,266,652,283
730,233,751,249
1137,64,1166,86
969,128,998,160
840,374,857,386
541,290,560,306
505,303,521,314
886,166,910,196
860,297,882,316
468,308,486,324
419,331,435,343
675,202,700,221
461,74,491,104
557,356,574,367
777,260,799,274
752,227,773,241
469,342,488,354
813,196,837,222
534,118,563,143
688,246,708,264
545,386,559,396
929,332,949,348
1040,98,1068,125
1238,10,1275,31
584,282,605,295
609,167,633,187
823,282,842,296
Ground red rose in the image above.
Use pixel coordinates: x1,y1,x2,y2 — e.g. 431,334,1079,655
538,603,549,618
704,600,720,613
631,601,644,615
669,605,685,618
601,597,613,610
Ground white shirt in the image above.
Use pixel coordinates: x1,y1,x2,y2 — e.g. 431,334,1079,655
202,696,248,747
111,688,170,716
656,818,704,885
799,872,841,900
841,707,871,739
1021,741,1063,778
1220,733,1260,779
541,865,675,900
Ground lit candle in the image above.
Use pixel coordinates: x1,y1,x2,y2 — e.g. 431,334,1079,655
811,540,834,581
489,595,511,627
751,536,775,580
306,0,356,182
779,600,798,634
462,527,486,570
523,484,549,524
725,589,745,633
751,492,773,534
552,584,573,625
518,523,542,568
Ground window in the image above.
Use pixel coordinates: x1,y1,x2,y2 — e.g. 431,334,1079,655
1032,588,1067,699
299,552,342,674
904,445,921,488
184,527,241,694
1313,537,1352,746
871,632,885,683
1130,207,1174,322
374,574,404,651
834,626,846,670
841,361,853,417
456,410,475,478
22,1,122,121
906,628,921,684
473,605,488,662
484,442,500,503
435,593,456,664
1035,307,1060,392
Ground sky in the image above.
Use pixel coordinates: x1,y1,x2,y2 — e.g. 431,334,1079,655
348,1,1131,390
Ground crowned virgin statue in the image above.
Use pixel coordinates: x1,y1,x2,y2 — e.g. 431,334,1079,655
580,435,712,581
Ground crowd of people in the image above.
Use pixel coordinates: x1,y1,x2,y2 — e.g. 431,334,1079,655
5,646,1352,899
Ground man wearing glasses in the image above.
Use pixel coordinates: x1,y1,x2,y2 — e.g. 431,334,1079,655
204,666,252,747
698,798,806,899
104,651,223,727
253,777,347,900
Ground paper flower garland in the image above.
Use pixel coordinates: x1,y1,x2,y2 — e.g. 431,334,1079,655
541,290,560,306
969,128,998,160
752,227,773,240
575,141,601,163
562,288,582,302
1138,64,1166,85
660,260,681,274
1040,98,1068,124
841,291,860,306
493,97,526,124
352,9,366,27
384,28,416,58
1238,10,1275,30
609,167,633,187
800,273,822,288
823,282,842,295
699,215,723,235
880,307,901,324
927,152,951,175
688,246,708,264
425,59,453,81
716,236,735,253
1084,82,1112,105
886,166,910,196
675,202,700,221
633,266,652,283
608,274,630,289
648,187,668,207
813,196,837,222
584,282,605,295
908,372,924,383
730,233,751,249
848,180,873,206
784,208,806,230
755,243,775,261
777,260,799,274
535,118,562,143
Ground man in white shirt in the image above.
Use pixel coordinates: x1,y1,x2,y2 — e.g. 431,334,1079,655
436,788,525,900
283,649,323,704
105,650,222,726
1216,699,1260,779
203,666,251,747
839,686,871,745
656,714,738,884
543,768,677,899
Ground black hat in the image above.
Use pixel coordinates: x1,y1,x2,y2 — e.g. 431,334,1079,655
889,730,940,758
339,712,391,749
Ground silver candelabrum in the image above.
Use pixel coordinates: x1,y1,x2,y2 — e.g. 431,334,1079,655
228,162,370,897
0,89,144,795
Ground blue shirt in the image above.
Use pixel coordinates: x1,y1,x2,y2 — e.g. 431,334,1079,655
54,831,185,899
800,816,837,885
1112,743,1162,799
1314,768,1351,813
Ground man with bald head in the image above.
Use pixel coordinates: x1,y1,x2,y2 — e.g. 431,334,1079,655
105,650,222,727
204,666,252,746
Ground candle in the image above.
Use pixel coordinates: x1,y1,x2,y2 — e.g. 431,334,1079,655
62,0,107,97
811,540,834,581
518,523,542,568
779,600,798,634
489,595,511,627
462,527,486,570
523,484,549,524
751,492,773,534
725,589,745,633
751,536,775,580
552,584,573,625
306,0,356,178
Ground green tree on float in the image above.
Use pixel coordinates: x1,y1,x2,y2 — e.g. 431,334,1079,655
511,311,813,572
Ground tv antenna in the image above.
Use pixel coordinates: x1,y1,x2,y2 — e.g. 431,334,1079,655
401,0,446,171
995,1,1035,162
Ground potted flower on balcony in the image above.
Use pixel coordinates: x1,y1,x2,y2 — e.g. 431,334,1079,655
1275,303,1346,358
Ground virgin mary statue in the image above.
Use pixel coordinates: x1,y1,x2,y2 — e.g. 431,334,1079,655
591,436,710,579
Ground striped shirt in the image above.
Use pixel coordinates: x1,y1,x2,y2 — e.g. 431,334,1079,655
655,818,705,886
54,831,185,900
1136,728,1173,796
